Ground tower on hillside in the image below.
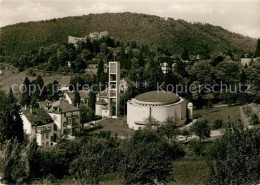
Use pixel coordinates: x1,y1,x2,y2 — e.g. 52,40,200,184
108,61,120,118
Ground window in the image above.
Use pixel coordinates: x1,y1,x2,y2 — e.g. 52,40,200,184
63,122,67,127
46,133,49,139
46,142,49,146
54,124,57,131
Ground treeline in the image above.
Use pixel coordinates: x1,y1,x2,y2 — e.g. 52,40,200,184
0,13,256,57
1,119,260,184
0,129,184,184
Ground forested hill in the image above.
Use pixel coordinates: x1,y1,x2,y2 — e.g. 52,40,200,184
0,12,257,56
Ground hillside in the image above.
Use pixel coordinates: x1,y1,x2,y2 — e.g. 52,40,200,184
0,12,257,56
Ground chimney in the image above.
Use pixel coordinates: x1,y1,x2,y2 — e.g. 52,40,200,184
30,107,33,114
76,103,79,108
24,104,27,110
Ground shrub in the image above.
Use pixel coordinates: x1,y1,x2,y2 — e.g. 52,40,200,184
212,119,223,129
243,105,252,117
190,140,203,156
118,130,176,184
250,114,260,125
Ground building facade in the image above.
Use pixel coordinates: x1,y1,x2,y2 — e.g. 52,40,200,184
46,99,80,139
127,91,191,130
21,107,54,146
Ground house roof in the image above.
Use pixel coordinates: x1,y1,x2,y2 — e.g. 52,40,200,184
79,90,90,99
96,99,107,105
65,90,90,100
48,99,79,113
22,107,53,126
135,91,180,103
38,100,54,109
241,58,252,66
98,88,108,97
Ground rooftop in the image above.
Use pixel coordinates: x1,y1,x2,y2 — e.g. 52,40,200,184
22,107,53,126
135,91,180,104
48,99,79,113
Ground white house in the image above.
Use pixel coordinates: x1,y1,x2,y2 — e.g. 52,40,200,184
47,99,81,139
21,107,54,146
64,90,90,106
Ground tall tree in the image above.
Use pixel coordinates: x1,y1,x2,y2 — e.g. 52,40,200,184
138,51,145,67
88,91,96,111
0,89,24,144
181,47,189,60
73,90,80,107
21,77,31,106
32,75,46,101
191,120,211,142
97,58,104,83
255,38,260,57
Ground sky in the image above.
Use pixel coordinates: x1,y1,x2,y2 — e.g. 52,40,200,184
0,0,259,38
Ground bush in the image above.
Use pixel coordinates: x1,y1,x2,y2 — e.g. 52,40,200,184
250,114,260,125
190,140,203,156
118,130,176,184
212,119,223,129
243,105,252,117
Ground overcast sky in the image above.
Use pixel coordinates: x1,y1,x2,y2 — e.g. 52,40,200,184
0,0,259,38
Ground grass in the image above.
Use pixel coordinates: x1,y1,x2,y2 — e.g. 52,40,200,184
194,105,241,127
93,116,135,137
172,159,208,185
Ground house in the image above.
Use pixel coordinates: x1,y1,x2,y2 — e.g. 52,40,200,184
85,64,98,74
89,31,108,39
47,99,80,139
68,36,87,46
95,88,109,117
64,90,90,106
21,107,54,146
241,58,252,67
160,62,171,74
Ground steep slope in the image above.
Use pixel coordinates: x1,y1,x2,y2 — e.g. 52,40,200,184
0,12,257,56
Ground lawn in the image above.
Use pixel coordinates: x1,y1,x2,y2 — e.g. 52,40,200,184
172,159,208,185
193,105,241,127
93,116,135,138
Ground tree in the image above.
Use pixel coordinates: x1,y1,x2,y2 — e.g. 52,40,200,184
96,58,104,83
191,120,211,142
88,91,96,111
157,117,178,140
73,90,80,107
188,60,215,85
181,47,189,60
255,38,260,57
250,114,260,125
213,119,224,129
215,61,240,84
0,139,39,183
0,89,24,144
79,105,94,128
0,139,25,183
21,77,31,106
32,75,46,101
207,121,260,184
138,51,145,67
119,130,175,184
7,89,24,143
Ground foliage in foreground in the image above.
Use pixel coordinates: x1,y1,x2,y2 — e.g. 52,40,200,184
0,129,184,184
207,121,260,185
